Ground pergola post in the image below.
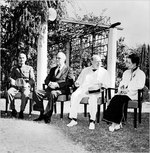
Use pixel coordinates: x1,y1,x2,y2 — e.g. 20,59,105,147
80,37,83,68
37,23,48,90
91,33,95,55
66,41,71,66
107,28,118,88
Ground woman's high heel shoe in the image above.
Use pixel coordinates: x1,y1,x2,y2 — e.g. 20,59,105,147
114,123,122,130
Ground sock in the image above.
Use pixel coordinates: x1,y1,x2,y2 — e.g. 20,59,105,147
72,118,77,122
90,119,95,123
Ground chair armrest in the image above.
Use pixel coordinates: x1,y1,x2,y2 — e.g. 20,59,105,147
101,88,108,104
108,87,118,91
108,88,118,99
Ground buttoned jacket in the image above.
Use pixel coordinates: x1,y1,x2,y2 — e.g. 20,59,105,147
10,64,35,86
76,66,110,91
118,67,146,100
44,65,74,94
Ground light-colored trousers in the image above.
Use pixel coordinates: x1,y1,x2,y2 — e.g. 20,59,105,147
69,87,101,121
6,85,31,111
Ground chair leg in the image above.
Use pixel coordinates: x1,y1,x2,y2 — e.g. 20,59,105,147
5,98,8,115
84,104,87,117
134,108,137,128
29,99,32,116
54,102,57,114
103,103,106,112
97,105,100,123
139,107,142,124
124,109,127,123
60,101,64,119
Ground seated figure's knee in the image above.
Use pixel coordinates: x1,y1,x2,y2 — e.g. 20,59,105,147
71,91,76,99
23,89,31,97
7,88,14,96
71,90,81,99
7,88,11,94
22,92,30,98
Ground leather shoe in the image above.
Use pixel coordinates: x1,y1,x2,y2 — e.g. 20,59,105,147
34,114,44,121
11,109,17,118
44,116,51,124
18,111,24,119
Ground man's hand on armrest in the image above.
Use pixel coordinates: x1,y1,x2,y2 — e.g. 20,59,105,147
9,78,16,86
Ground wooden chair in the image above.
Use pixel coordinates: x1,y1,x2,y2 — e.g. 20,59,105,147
80,88,107,123
107,88,144,128
2,89,33,116
39,84,71,119
55,94,70,119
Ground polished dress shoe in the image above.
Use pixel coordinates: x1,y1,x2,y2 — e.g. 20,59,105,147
11,109,17,118
43,115,51,124
34,114,44,121
18,111,24,119
43,111,52,124
44,117,51,124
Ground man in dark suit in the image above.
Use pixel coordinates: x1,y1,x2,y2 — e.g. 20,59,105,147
33,52,74,123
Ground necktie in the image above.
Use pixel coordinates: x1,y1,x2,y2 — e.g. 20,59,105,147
55,67,60,76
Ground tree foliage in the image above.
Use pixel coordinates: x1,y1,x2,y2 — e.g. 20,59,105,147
1,0,54,89
1,0,73,78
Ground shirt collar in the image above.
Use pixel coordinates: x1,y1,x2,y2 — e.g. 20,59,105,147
58,64,65,70
131,67,139,73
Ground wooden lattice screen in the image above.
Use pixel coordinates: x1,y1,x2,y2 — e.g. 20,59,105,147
47,19,111,76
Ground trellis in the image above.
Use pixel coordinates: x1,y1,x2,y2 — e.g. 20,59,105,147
47,18,111,76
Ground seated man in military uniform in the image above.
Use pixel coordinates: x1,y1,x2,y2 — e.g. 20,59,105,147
6,52,35,119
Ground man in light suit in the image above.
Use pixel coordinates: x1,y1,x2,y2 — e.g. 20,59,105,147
67,55,110,130
33,52,74,124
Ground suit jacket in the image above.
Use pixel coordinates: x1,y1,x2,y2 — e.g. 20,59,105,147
44,65,74,94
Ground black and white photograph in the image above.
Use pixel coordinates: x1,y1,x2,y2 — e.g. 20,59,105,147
0,0,150,152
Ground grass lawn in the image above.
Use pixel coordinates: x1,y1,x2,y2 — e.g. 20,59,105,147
52,112,149,153
1,111,149,153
